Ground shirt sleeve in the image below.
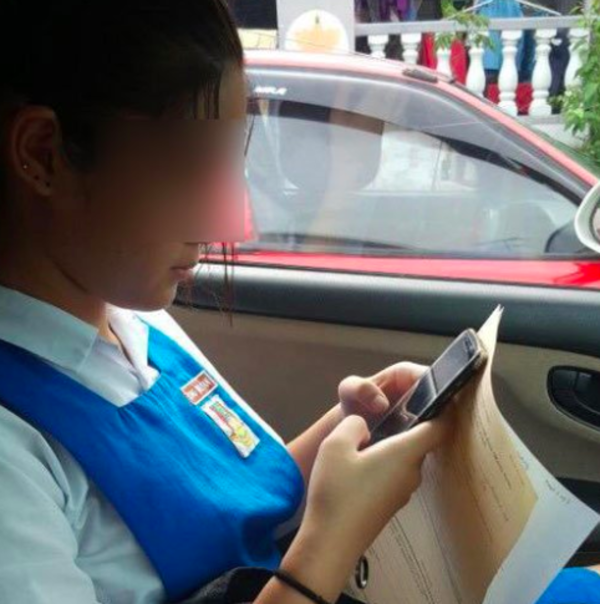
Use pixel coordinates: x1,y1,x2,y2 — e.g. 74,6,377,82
0,407,101,604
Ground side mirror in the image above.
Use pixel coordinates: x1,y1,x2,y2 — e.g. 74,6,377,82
575,181,600,255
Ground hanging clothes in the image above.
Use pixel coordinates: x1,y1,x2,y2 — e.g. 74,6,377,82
376,0,416,22
519,29,537,81
419,35,469,84
230,0,277,29
549,28,570,98
551,0,581,12
405,0,420,20
416,0,443,19
518,3,558,82
356,0,382,22
485,81,534,114
475,0,526,72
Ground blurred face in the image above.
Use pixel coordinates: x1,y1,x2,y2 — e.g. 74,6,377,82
6,66,248,311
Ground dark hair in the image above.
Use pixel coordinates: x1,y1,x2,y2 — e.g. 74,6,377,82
0,0,244,174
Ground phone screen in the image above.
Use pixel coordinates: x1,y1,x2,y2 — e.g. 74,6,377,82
370,330,485,441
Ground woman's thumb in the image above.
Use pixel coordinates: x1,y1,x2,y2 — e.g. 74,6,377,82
385,417,450,462
327,415,371,452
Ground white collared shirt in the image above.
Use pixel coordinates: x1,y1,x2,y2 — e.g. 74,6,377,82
0,285,283,604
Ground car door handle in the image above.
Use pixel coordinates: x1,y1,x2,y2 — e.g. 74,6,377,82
549,367,600,428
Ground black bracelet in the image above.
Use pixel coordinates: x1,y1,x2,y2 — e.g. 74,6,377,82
273,568,333,604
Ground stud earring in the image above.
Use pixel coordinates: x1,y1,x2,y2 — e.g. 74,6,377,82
22,163,29,170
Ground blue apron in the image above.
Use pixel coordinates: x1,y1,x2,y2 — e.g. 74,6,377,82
0,323,305,602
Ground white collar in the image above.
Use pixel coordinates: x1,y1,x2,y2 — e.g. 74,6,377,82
0,284,147,372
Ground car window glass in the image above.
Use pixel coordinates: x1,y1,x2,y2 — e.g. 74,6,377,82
244,81,581,259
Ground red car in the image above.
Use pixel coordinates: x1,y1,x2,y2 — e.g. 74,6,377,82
236,50,600,289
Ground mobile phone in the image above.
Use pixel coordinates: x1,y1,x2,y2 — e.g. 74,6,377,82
369,329,488,442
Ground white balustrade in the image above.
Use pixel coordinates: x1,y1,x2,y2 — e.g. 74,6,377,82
498,30,522,116
367,34,389,59
401,32,421,65
530,28,557,117
435,41,453,77
356,16,592,118
565,28,589,88
466,34,487,97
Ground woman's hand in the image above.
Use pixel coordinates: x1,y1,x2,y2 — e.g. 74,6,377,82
303,414,447,554
339,362,428,425
270,415,449,604
288,362,429,486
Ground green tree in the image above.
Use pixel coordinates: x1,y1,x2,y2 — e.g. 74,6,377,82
437,0,490,50
562,1,600,166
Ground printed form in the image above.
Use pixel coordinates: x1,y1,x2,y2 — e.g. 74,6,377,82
345,307,599,604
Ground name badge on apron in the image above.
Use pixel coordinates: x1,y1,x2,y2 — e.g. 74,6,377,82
202,395,260,458
181,370,217,405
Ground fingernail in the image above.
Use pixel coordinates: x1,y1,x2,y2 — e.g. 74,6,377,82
372,394,389,412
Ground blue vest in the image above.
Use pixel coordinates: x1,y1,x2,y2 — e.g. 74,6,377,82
0,323,305,602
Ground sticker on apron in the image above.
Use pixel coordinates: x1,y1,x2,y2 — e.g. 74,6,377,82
202,395,260,458
181,370,217,405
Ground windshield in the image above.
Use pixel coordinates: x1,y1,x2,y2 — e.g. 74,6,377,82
244,69,587,259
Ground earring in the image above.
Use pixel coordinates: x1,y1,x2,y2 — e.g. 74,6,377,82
22,163,29,170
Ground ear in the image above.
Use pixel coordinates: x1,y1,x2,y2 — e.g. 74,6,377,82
7,105,63,197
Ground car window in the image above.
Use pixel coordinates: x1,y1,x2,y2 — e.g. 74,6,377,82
243,81,582,260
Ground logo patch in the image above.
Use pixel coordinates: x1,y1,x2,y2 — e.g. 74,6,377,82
181,371,217,405
202,395,260,458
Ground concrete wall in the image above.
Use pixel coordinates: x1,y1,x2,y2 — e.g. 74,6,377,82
522,116,585,149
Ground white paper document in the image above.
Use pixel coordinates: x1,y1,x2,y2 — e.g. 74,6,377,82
345,307,600,604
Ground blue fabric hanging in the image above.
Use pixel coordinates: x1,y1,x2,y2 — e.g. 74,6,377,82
475,0,526,71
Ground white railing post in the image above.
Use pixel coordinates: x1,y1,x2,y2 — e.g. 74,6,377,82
498,30,522,116
435,37,453,77
529,28,557,117
466,34,488,97
367,34,389,59
401,32,421,65
355,15,584,119
565,28,589,88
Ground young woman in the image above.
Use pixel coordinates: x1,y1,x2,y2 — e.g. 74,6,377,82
0,2,446,603
0,2,597,604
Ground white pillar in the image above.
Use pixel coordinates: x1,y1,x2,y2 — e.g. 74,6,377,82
401,32,421,65
529,28,557,117
498,30,523,116
368,34,389,59
466,34,488,97
565,28,589,89
436,43,453,77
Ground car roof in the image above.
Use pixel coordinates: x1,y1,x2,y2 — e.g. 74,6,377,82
245,49,448,85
